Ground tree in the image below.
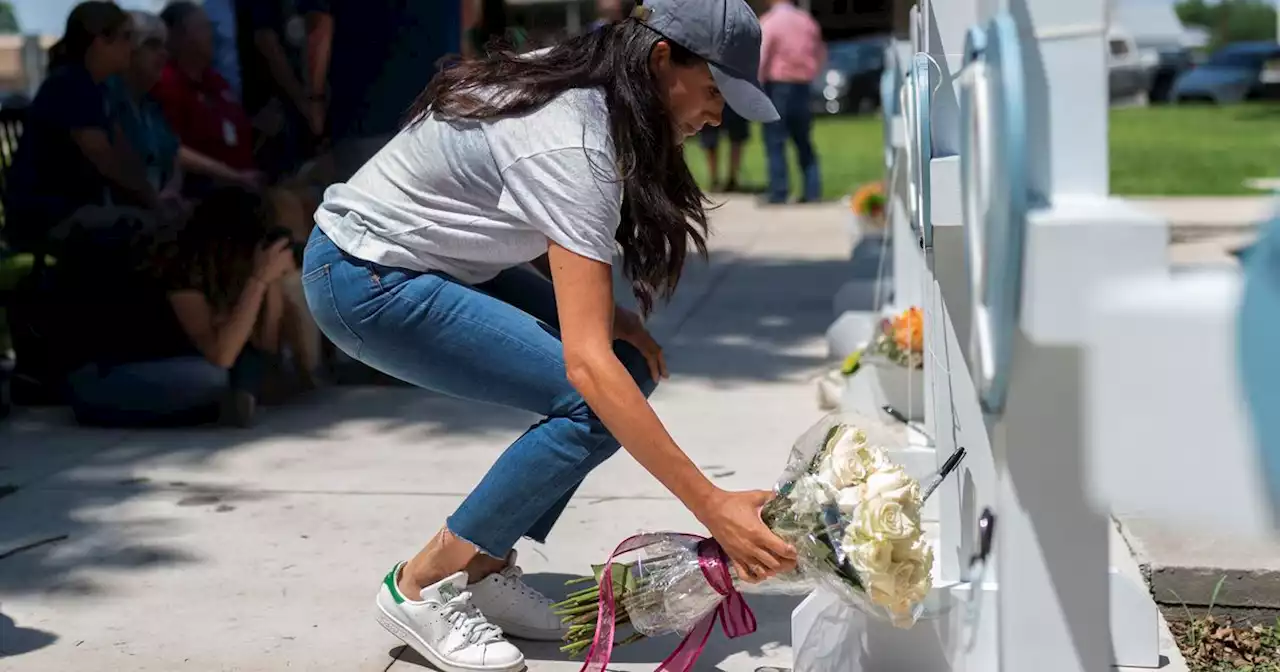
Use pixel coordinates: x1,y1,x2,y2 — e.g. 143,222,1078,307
1175,0,1277,48
0,1,19,35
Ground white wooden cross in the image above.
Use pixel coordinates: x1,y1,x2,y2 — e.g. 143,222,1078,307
789,0,1241,668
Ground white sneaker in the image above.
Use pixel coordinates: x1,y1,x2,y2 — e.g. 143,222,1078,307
375,564,525,672
469,551,569,642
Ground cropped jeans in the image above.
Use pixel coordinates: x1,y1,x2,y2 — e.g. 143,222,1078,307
301,228,656,558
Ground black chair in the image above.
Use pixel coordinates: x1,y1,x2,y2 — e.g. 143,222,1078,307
0,105,25,417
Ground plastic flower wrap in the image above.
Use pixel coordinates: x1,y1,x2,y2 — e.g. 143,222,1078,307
554,414,962,670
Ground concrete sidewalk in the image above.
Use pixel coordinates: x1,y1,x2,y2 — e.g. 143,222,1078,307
1128,195,1275,235
0,198,852,671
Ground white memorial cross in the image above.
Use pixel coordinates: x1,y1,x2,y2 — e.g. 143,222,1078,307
796,0,1174,669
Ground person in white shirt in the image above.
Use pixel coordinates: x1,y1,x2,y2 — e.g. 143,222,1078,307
301,2,794,670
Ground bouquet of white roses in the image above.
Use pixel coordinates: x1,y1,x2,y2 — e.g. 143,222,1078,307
554,414,963,669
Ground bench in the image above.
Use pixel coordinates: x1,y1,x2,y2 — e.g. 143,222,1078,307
0,105,25,416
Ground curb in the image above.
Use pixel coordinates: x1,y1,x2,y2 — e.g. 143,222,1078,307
1116,517,1280,615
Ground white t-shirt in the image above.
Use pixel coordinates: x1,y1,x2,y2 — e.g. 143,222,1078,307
314,87,622,284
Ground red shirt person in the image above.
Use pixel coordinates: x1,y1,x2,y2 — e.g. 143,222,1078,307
154,2,260,192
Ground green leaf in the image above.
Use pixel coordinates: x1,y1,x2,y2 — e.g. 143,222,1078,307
590,562,635,597
841,349,863,376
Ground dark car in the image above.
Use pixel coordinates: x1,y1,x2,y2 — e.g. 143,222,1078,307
812,36,891,116
1172,41,1280,104
1149,46,1195,103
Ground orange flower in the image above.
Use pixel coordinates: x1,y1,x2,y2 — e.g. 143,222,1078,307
892,307,923,353
850,181,886,216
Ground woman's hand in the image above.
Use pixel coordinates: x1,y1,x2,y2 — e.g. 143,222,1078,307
235,169,266,191
253,238,296,284
693,488,797,583
614,307,667,383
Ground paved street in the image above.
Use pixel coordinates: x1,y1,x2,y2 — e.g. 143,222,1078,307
0,197,852,671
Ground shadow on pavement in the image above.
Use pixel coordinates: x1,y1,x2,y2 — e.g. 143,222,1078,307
0,610,58,656
646,251,856,386
0,389,538,599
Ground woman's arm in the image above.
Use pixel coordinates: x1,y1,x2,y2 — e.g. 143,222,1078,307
178,146,254,186
162,153,184,197
169,278,270,369
252,280,284,353
71,127,158,208
547,243,796,580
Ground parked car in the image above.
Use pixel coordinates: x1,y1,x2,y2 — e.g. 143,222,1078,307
1109,0,1195,103
1148,46,1195,103
1171,41,1280,104
811,36,890,116
1108,29,1158,104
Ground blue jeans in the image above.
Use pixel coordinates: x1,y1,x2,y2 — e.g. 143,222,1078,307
763,82,822,203
301,228,657,557
68,350,265,427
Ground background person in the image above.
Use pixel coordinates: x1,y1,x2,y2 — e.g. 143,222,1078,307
698,105,749,192
300,0,463,183
107,11,185,217
155,1,262,199
3,1,155,256
758,0,825,204
65,187,298,428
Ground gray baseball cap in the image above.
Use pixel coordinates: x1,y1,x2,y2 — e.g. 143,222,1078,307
633,0,779,122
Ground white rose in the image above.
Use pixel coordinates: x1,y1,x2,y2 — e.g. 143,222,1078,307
840,519,870,555
888,538,935,604
826,426,868,458
870,561,915,606
865,446,895,472
821,428,873,488
857,495,918,541
836,484,867,516
787,475,834,516
847,539,894,576
863,466,921,508
868,577,900,610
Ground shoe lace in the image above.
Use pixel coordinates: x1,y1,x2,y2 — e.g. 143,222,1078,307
441,591,505,645
498,565,554,606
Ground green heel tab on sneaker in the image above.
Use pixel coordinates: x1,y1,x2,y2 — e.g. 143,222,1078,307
384,564,406,604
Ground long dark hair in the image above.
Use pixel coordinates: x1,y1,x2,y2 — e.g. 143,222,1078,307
163,187,275,312
48,1,129,70
408,19,710,315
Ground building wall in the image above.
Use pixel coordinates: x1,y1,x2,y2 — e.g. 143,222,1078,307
0,35,58,99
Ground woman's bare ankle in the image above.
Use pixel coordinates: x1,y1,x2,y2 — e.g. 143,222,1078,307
398,559,442,601
464,553,508,584
397,527,482,600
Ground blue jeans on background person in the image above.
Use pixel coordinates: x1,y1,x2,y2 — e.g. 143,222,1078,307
763,81,822,204
68,350,265,427
301,227,657,558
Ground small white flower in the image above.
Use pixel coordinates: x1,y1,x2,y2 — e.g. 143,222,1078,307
787,475,834,516
835,484,867,516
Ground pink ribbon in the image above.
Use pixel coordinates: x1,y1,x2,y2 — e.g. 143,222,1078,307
578,533,758,672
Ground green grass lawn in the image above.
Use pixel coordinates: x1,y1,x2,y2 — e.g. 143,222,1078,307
685,103,1280,200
